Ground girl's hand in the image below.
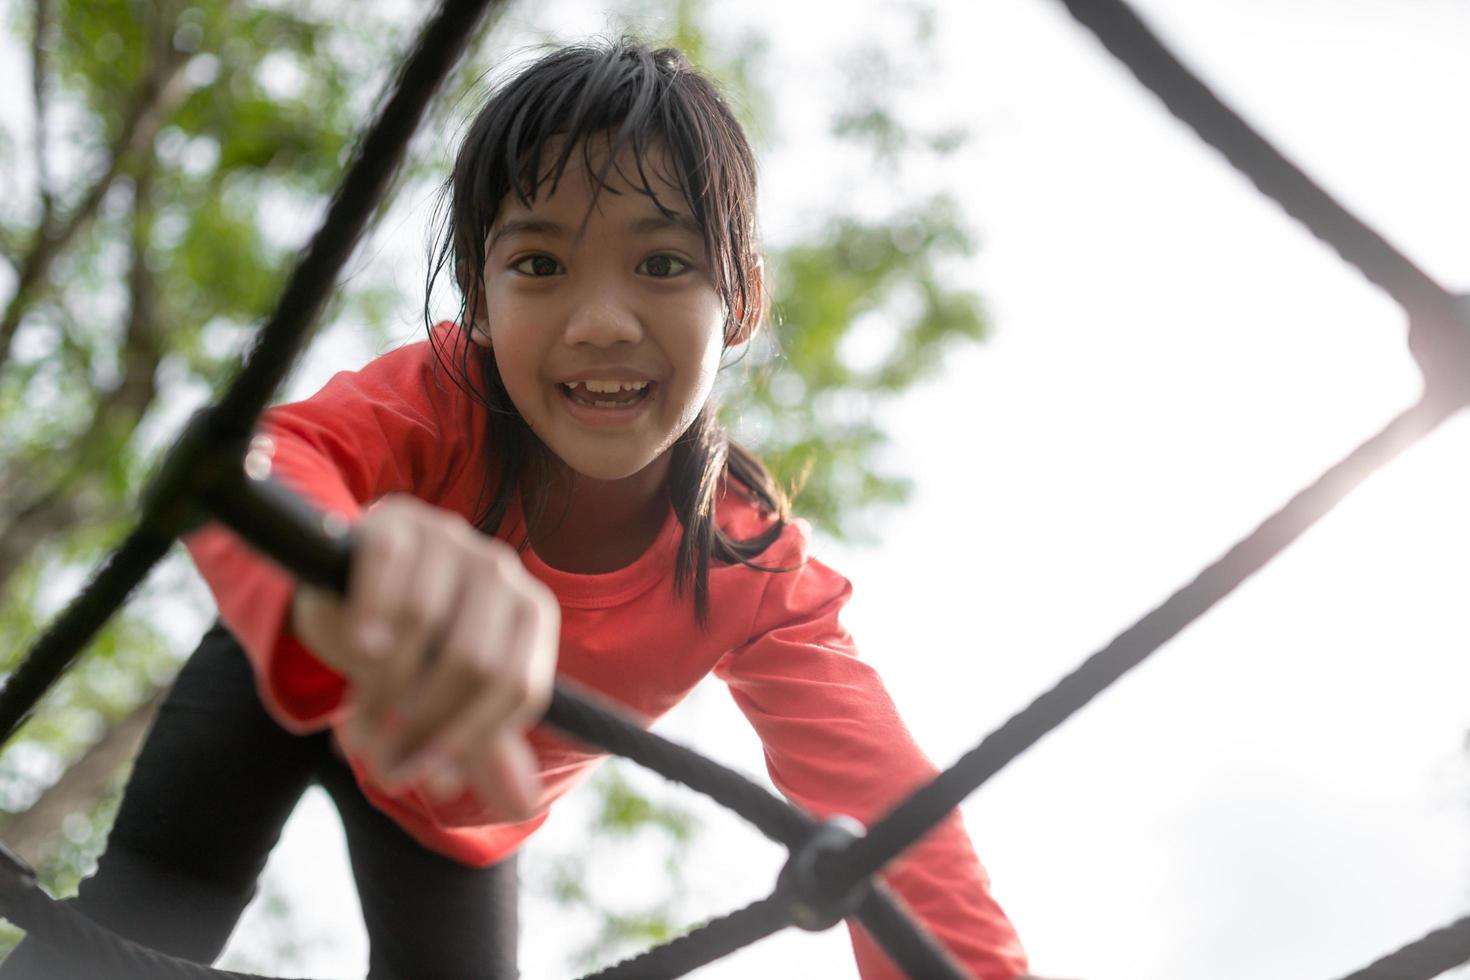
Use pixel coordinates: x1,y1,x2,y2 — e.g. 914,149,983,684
291,494,559,822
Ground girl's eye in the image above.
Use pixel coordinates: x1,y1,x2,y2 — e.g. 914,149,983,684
513,255,563,277
638,254,689,278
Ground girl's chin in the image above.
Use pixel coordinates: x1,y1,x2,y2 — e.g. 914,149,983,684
551,445,669,484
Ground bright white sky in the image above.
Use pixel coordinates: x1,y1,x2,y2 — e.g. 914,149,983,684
144,0,1469,977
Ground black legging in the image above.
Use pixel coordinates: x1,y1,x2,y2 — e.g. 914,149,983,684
0,622,519,979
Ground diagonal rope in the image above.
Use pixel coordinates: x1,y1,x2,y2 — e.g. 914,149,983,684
1332,914,1470,980
576,895,792,980
0,870,313,980
1051,0,1458,326
855,885,969,980
545,685,813,848
829,391,1457,891
211,0,506,441
0,528,173,742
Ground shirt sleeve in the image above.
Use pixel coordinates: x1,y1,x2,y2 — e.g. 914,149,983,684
183,334,485,732
714,538,1028,980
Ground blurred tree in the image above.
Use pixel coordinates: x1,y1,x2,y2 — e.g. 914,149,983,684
0,0,986,970
0,0,425,952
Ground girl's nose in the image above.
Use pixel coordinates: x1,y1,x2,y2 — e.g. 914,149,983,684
562,290,643,348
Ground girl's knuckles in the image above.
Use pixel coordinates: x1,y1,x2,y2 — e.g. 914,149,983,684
449,655,529,704
475,550,518,580
528,584,559,618
394,603,435,634
480,536,516,559
499,675,533,706
474,663,522,700
375,493,422,517
360,520,408,558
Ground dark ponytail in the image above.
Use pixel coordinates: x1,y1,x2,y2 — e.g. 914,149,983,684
668,408,790,625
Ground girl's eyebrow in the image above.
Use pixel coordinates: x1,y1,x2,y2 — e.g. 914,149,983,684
485,212,703,251
486,218,567,250
628,213,703,238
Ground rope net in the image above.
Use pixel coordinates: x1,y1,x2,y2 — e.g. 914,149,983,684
0,0,1466,977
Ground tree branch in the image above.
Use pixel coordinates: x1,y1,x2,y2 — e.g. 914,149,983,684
0,684,167,867
0,34,191,374
0,162,164,599
114,159,162,422
0,490,91,599
0,228,24,271
31,0,54,227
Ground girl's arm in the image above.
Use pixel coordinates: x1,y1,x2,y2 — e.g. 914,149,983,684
185,333,555,821
714,543,1028,980
184,331,487,726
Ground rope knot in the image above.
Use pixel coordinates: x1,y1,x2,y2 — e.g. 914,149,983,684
776,815,867,932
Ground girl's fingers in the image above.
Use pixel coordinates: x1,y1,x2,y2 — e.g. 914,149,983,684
411,730,539,824
379,580,513,776
343,512,420,750
290,584,351,673
347,502,442,748
382,578,550,781
358,524,465,769
323,496,558,819
463,730,541,822
346,504,420,657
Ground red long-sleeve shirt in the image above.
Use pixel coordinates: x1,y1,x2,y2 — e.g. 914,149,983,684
184,327,1028,979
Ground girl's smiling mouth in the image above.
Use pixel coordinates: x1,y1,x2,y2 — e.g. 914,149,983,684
557,379,656,422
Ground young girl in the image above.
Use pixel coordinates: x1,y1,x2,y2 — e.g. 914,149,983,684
2,41,1029,980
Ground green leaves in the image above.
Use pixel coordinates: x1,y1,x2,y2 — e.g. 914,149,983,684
724,194,984,540
595,765,698,842
0,0,403,936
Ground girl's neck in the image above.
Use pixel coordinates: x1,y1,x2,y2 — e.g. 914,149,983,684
523,456,672,574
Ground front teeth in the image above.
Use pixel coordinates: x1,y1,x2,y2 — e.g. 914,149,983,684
575,380,649,393
563,379,651,409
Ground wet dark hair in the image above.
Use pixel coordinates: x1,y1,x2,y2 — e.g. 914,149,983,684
424,39,790,625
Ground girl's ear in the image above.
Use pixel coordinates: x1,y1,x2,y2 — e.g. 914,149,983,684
725,259,765,347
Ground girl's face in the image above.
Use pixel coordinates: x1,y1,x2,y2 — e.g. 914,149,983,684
475,140,740,485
